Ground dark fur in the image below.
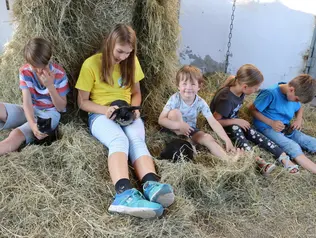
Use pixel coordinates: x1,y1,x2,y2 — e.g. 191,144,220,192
33,117,59,146
159,139,195,163
110,100,141,126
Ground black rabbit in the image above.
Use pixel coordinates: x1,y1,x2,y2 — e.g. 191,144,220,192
159,139,195,163
110,100,141,126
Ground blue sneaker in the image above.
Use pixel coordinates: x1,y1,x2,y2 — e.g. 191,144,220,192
143,181,175,208
108,188,163,218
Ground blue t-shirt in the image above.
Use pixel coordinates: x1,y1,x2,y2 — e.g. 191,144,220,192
253,82,301,132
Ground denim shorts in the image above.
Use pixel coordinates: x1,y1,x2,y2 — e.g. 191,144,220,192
88,113,151,164
0,103,60,144
261,128,316,158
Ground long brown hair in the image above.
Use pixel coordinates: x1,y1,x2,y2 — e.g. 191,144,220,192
223,64,263,88
101,24,136,88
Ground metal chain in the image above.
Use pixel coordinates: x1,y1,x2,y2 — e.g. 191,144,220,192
224,0,237,73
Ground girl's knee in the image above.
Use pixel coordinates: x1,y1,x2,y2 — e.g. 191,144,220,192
108,135,129,155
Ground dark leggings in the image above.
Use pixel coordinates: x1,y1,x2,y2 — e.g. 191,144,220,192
224,125,283,159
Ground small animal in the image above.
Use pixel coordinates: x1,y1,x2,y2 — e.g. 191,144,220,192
110,100,141,126
282,124,294,136
159,139,195,163
33,117,59,146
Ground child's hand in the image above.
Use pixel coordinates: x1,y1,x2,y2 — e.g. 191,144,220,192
271,120,285,132
225,140,236,153
106,105,119,120
41,69,55,89
291,119,302,130
133,109,141,120
235,119,250,130
178,121,194,136
30,122,48,140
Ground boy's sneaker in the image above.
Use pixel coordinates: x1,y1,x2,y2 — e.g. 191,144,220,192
256,157,276,176
108,188,163,218
143,181,175,207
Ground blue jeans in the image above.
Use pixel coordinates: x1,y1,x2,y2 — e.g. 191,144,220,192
261,128,316,158
88,113,151,164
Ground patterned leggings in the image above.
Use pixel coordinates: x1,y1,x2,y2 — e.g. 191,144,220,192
224,125,283,159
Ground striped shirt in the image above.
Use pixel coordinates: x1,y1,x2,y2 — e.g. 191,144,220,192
19,63,70,111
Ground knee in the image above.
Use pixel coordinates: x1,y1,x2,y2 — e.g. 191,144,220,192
282,140,302,158
167,109,182,121
108,135,129,154
9,128,25,139
196,132,214,143
0,103,7,122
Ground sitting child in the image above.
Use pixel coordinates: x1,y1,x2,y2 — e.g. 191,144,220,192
0,37,70,155
158,65,237,161
211,64,298,175
249,74,316,173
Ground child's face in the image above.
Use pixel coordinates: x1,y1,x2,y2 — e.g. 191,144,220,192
242,83,262,95
286,87,300,102
113,43,133,64
31,64,49,76
178,78,200,101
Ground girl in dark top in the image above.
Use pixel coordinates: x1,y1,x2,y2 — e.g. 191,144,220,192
210,64,299,175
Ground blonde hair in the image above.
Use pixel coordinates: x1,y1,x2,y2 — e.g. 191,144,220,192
289,74,316,103
223,64,263,88
101,23,136,88
24,38,52,67
176,65,204,86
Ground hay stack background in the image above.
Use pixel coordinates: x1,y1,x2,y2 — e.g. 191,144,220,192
1,0,316,237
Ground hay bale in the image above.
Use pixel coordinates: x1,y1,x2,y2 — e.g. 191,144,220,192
0,0,136,105
133,0,180,125
1,0,316,237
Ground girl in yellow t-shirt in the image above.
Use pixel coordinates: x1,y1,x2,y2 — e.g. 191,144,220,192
75,24,174,218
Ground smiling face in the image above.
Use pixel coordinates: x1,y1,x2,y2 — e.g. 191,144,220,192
178,77,200,102
113,43,133,64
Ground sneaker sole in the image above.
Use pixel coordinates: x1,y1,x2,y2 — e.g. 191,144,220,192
108,205,163,219
150,185,175,207
155,192,175,208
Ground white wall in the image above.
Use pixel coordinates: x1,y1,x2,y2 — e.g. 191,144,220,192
179,0,316,88
0,0,14,53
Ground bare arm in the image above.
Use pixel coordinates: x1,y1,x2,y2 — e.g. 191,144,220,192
249,103,284,132
22,89,36,125
295,107,303,121
22,89,47,139
249,103,273,126
77,90,109,115
130,82,141,106
213,111,250,130
47,85,67,112
206,115,231,143
292,107,303,130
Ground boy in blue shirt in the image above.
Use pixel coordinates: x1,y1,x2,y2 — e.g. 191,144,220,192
249,74,316,173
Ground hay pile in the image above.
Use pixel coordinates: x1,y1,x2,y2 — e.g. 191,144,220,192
1,0,316,237
0,0,137,105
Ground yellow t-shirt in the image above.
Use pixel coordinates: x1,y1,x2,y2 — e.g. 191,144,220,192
75,53,144,105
